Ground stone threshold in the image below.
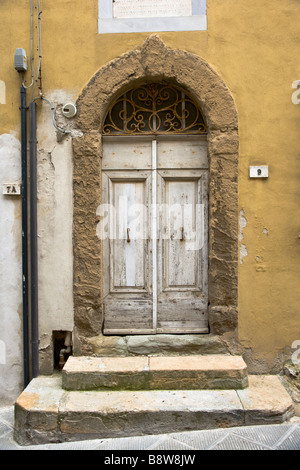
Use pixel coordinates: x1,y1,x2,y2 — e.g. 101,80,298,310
62,355,248,391
84,333,231,357
14,374,295,446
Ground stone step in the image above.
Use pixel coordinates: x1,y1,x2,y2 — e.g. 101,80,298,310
62,355,249,391
86,334,231,357
14,374,295,445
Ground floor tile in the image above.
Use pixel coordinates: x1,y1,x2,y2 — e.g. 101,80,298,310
169,428,229,450
96,435,162,450
209,433,272,450
275,427,300,450
230,424,295,448
147,436,195,450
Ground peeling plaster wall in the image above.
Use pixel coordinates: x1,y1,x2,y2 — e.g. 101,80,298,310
0,134,23,404
36,92,75,373
239,209,248,265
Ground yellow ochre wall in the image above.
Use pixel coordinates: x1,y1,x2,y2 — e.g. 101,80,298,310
1,0,300,371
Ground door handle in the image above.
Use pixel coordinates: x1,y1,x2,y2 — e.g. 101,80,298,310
170,228,184,241
127,228,130,243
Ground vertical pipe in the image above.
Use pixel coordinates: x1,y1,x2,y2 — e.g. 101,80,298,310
20,86,29,387
29,101,39,378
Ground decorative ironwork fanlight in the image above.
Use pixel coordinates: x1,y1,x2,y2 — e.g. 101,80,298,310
103,83,207,135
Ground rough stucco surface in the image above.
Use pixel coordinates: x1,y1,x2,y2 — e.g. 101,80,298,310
73,131,102,341
0,133,23,404
36,91,75,374
72,36,239,355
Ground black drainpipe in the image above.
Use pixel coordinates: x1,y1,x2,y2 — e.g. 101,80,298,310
29,101,39,379
20,86,30,388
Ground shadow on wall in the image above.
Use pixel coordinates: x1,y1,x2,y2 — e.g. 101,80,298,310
53,331,72,370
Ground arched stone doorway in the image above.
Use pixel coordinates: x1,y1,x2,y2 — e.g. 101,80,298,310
72,35,239,354
101,82,208,334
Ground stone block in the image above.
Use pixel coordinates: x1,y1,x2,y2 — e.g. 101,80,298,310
58,388,244,441
62,354,248,391
62,356,150,391
237,375,295,425
126,334,229,356
14,376,64,445
209,306,238,335
148,355,248,390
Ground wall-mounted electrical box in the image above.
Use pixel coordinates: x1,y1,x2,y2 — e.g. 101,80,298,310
14,48,28,72
249,166,269,178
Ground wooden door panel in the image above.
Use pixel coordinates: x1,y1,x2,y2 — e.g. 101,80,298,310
104,299,154,334
102,137,152,170
157,136,208,169
157,168,208,333
102,165,153,334
164,179,198,289
102,138,208,334
110,180,146,290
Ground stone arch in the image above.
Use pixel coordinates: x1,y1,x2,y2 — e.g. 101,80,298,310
72,35,239,353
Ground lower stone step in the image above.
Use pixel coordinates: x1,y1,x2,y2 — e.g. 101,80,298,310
14,374,294,445
62,355,248,391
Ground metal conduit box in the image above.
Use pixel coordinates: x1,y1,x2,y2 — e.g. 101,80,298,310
14,48,28,72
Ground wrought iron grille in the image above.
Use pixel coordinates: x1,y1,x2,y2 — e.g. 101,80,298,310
103,83,207,135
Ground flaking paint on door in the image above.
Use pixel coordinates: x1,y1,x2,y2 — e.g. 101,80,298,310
102,136,208,334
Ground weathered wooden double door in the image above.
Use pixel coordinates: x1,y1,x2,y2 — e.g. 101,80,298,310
101,136,208,334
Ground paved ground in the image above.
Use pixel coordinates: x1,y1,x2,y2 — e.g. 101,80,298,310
1,406,300,451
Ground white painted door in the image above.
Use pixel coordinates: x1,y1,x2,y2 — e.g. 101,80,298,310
102,136,208,334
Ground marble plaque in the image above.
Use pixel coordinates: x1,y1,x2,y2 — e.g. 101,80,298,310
113,0,192,19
